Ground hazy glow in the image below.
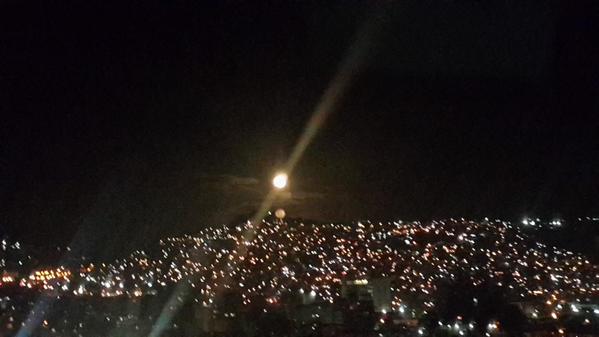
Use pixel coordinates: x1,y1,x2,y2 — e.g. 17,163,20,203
272,173,288,189
275,208,286,219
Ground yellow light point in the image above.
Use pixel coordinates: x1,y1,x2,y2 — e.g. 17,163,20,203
272,173,288,189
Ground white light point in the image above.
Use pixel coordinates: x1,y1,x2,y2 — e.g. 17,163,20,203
272,173,288,189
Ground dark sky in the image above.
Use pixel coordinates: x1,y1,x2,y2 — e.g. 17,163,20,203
1,1,598,255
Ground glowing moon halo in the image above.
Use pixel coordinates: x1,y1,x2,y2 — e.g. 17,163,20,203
272,173,288,189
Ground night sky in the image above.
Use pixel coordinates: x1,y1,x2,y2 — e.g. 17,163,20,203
1,1,598,255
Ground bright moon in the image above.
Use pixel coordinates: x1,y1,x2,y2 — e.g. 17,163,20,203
272,173,288,189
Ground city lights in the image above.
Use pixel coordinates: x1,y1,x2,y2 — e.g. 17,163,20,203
1,218,599,335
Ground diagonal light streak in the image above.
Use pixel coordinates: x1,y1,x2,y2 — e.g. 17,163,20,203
147,13,381,337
